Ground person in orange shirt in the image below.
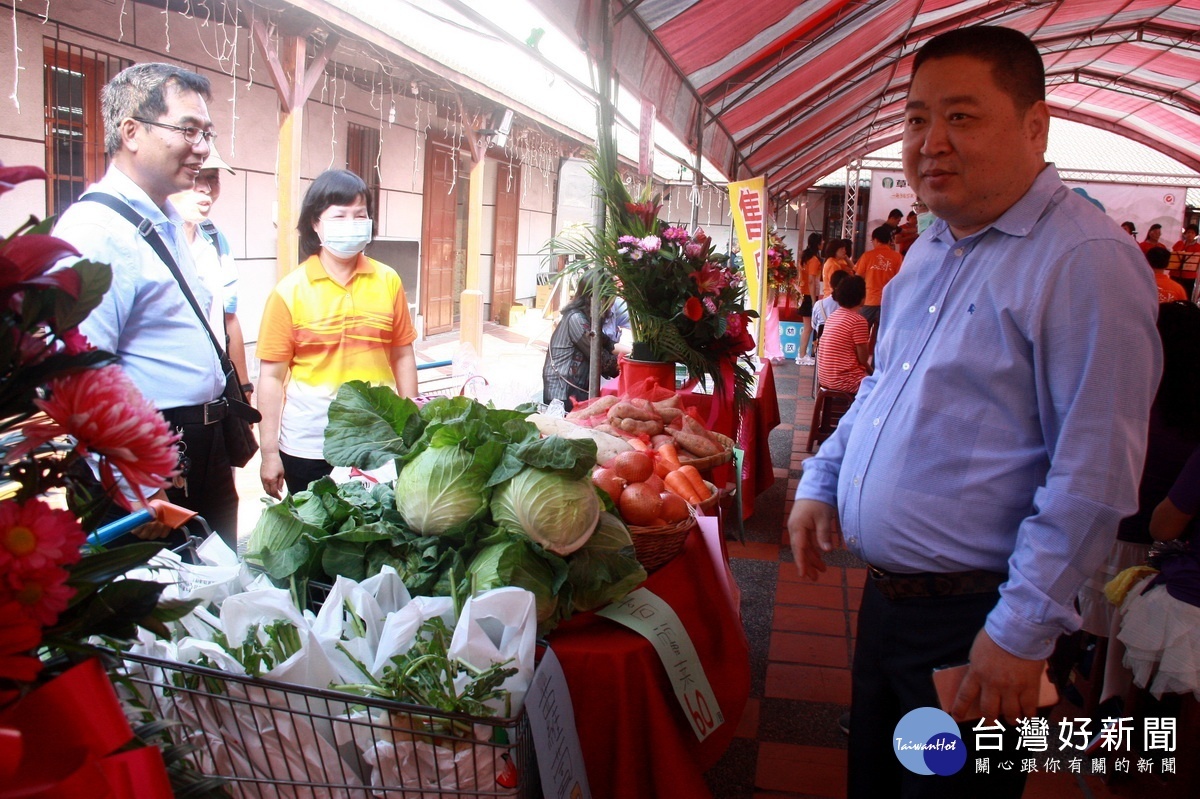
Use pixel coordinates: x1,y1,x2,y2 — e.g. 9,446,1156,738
257,169,419,497
895,211,919,254
1148,247,1188,303
1173,223,1199,252
1140,223,1168,255
821,238,853,298
797,232,824,364
854,225,904,332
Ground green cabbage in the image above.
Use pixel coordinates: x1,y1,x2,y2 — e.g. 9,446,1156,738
395,445,492,535
467,538,567,625
491,467,600,555
567,512,648,612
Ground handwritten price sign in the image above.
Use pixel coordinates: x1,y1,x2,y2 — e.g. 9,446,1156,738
598,588,724,741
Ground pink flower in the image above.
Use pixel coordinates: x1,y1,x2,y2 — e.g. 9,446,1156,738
13,365,180,502
683,297,704,321
4,565,75,626
726,312,746,337
662,226,690,242
639,235,661,252
683,242,705,259
0,498,85,573
703,297,718,314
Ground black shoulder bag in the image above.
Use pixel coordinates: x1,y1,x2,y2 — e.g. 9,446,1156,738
77,193,262,467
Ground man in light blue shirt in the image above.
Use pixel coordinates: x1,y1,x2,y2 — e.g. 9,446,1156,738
789,27,1161,797
54,63,240,546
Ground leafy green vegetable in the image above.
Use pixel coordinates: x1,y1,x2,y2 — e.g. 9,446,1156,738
395,442,501,535
213,620,304,679
492,467,600,555
566,512,648,612
467,535,569,626
323,381,425,469
335,617,517,733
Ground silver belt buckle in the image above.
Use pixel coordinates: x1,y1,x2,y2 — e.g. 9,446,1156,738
202,398,226,425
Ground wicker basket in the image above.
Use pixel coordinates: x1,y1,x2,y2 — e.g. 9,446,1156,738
676,431,735,471
693,480,721,515
629,511,697,571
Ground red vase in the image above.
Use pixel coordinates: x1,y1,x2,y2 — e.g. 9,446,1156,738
618,353,677,395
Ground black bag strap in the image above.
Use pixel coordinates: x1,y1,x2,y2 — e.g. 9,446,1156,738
77,192,260,422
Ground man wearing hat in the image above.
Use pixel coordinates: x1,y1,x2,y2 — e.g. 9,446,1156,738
170,146,251,400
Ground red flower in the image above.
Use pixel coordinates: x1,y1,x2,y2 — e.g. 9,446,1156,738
624,200,662,230
0,498,85,573
11,365,180,503
0,600,44,683
4,565,74,626
0,233,81,295
683,296,704,321
690,262,730,295
58,327,92,356
0,163,47,194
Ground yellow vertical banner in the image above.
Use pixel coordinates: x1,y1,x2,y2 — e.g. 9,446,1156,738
728,176,770,356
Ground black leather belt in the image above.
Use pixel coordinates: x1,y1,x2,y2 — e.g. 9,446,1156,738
161,399,229,426
867,565,1006,600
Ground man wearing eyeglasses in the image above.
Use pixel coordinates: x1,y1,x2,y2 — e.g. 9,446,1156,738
54,62,240,548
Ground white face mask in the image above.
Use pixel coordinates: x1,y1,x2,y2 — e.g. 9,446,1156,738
320,218,372,257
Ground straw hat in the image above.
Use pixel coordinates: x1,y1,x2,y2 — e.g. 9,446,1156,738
201,144,235,175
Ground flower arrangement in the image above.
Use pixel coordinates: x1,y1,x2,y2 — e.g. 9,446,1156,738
766,230,800,303
0,163,214,796
551,138,758,411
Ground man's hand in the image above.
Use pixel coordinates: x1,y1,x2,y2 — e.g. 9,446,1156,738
129,489,173,540
953,629,1046,723
787,499,842,581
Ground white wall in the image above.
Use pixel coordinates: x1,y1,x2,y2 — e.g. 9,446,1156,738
0,0,576,344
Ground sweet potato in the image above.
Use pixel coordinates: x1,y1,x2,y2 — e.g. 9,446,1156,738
607,400,659,422
567,394,620,420
670,427,723,458
618,417,663,436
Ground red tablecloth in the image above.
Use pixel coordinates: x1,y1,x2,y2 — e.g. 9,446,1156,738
602,360,781,519
546,523,749,799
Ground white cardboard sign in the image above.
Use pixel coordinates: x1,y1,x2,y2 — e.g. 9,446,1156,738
527,648,591,799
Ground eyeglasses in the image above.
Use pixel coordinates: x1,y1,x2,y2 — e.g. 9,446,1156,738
131,118,217,145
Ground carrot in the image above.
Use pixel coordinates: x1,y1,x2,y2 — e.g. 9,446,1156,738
653,456,673,479
677,464,711,499
664,470,702,503
627,437,650,452
657,442,682,471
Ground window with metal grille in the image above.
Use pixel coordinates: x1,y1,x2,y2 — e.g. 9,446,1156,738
346,121,381,232
43,43,130,217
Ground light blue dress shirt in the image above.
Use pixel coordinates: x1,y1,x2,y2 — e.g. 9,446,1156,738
797,166,1162,659
54,166,226,408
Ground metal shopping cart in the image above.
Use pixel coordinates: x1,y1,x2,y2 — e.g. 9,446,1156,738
116,651,538,798
92,508,538,798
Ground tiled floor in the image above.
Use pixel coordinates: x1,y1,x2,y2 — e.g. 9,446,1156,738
708,358,1191,799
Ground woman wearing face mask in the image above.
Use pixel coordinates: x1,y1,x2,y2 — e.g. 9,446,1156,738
256,169,419,497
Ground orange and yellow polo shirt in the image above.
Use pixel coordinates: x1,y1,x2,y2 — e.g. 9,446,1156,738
257,254,417,459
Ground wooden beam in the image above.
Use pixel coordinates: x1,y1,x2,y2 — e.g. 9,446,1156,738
251,16,294,112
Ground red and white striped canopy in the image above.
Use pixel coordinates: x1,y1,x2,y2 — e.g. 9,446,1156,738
530,0,1200,199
